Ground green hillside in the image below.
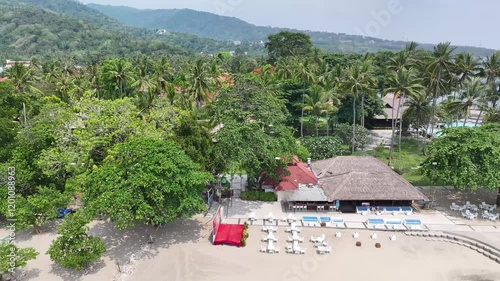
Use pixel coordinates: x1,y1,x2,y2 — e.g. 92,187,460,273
0,5,188,61
0,0,264,58
88,3,497,56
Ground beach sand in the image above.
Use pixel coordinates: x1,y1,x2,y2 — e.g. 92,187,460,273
6,218,500,281
127,223,500,281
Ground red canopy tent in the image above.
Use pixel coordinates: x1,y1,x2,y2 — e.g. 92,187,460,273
212,206,244,247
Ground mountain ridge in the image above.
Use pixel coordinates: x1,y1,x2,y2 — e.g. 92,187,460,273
87,3,497,56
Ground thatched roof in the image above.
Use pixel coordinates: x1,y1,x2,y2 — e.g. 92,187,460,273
311,156,427,201
373,93,407,120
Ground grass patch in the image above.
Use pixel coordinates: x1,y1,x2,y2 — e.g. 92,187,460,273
352,139,435,186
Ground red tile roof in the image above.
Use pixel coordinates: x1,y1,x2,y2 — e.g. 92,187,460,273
0,77,8,83
261,156,318,191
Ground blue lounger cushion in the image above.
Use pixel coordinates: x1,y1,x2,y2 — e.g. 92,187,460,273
331,217,344,223
384,207,401,212
320,217,331,223
367,218,384,224
401,207,413,212
404,219,421,225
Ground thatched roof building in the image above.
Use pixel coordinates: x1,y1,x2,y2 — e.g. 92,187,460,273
311,156,427,202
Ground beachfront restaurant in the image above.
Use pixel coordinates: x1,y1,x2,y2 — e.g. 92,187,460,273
310,156,428,213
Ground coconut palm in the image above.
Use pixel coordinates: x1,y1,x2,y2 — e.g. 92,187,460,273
426,42,456,136
6,62,41,94
385,68,425,157
404,91,432,145
189,58,213,109
454,53,481,87
293,59,317,137
341,63,375,153
445,78,488,126
302,85,337,136
481,53,500,109
276,57,296,81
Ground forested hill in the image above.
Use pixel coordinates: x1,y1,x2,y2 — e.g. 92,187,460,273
0,0,264,59
0,5,188,61
88,3,497,56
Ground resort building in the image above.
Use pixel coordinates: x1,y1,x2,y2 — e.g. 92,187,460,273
262,156,427,213
370,93,407,128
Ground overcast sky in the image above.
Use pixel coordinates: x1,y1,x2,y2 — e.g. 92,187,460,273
81,0,498,49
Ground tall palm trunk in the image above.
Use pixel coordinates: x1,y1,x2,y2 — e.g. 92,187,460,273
397,93,405,153
389,94,397,163
475,108,483,126
361,93,365,127
300,82,306,138
463,105,470,127
315,116,319,137
352,97,356,154
429,68,442,137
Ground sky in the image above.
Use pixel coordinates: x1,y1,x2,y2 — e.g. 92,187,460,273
80,0,499,50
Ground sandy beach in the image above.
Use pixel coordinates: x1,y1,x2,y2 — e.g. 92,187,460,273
4,216,500,281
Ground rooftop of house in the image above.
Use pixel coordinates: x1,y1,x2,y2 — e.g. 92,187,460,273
311,156,427,201
261,156,318,191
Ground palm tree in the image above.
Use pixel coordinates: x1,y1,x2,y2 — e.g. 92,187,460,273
302,85,336,136
385,68,424,157
404,91,432,145
446,78,488,126
341,64,374,153
294,59,317,137
426,42,456,136
358,59,377,127
189,58,212,108
104,59,131,98
454,53,480,87
6,62,40,94
276,57,295,80
482,53,500,109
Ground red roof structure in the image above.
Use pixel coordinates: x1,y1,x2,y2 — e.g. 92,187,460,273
261,156,318,191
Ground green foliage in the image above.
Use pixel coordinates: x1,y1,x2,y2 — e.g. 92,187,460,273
47,211,105,270
173,115,214,171
0,5,187,60
210,76,297,178
336,93,385,124
84,138,213,230
240,191,277,202
0,242,38,275
0,81,23,162
335,123,372,151
295,145,311,162
266,32,314,62
6,186,69,234
421,124,500,196
301,136,343,161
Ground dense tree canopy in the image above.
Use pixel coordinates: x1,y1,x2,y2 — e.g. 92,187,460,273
421,124,500,205
84,138,213,229
265,32,314,63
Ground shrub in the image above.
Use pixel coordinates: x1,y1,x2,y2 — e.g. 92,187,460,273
301,136,343,160
375,243,381,248
335,123,372,152
240,191,277,202
243,222,249,230
296,144,311,162
240,237,246,247
0,243,38,276
356,241,362,247
47,211,106,270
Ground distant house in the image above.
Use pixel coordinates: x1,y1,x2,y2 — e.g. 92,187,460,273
4,60,31,69
370,93,406,128
156,29,168,35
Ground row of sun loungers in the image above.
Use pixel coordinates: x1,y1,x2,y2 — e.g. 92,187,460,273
451,203,498,221
356,206,413,215
366,218,423,230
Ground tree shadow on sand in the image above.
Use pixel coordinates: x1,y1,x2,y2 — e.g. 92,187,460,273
47,218,204,281
48,260,106,281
